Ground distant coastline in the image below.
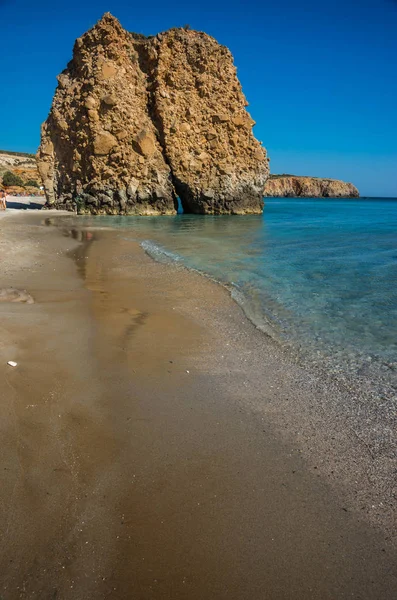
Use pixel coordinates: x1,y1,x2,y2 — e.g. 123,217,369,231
264,174,359,198
0,149,35,159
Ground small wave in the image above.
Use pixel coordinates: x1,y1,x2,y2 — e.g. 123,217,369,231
230,284,283,341
141,240,183,264
141,239,282,343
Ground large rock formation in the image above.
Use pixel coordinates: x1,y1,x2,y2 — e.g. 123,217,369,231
263,176,359,198
37,13,269,215
38,14,175,215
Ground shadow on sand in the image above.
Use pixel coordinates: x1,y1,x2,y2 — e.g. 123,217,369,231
6,201,44,210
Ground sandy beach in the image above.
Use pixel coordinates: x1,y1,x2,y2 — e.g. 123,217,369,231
1,210,397,599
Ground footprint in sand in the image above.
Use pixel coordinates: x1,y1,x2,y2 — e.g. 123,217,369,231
0,288,34,304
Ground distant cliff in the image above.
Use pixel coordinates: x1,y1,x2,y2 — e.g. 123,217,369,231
38,13,269,215
0,151,42,194
264,176,359,198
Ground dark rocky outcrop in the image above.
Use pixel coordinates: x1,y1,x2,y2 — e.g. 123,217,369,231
264,176,359,198
38,13,269,215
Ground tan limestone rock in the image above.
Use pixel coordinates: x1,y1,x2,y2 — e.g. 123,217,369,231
145,27,269,214
41,140,54,156
102,94,117,106
38,13,269,214
87,109,99,122
263,176,359,198
84,96,97,109
100,61,118,80
37,12,175,214
93,132,117,155
133,129,156,157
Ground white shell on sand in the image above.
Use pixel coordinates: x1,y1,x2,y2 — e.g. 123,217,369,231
7,361,17,367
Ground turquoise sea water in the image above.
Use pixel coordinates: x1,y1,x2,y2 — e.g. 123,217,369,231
71,198,397,392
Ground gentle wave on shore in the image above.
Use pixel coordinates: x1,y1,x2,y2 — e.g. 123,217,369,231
58,197,397,396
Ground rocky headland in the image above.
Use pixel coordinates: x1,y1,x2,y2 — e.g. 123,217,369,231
264,175,359,198
0,151,42,195
37,13,269,215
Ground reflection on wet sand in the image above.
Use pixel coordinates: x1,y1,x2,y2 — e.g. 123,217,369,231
2,215,397,599
69,229,202,376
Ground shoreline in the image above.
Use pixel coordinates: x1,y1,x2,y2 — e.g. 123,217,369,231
46,212,397,533
46,208,397,406
142,235,397,398
137,228,397,540
1,211,397,598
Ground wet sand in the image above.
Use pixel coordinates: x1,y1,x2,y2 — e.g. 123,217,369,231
1,212,397,599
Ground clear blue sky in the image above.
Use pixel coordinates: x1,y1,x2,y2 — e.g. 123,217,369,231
1,0,396,196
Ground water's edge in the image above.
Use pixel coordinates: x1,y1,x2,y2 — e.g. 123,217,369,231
44,202,397,407
140,234,396,400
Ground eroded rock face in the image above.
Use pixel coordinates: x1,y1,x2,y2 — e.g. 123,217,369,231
142,28,269,214
38,13,269,215
263,176,359,198
38,13,175,215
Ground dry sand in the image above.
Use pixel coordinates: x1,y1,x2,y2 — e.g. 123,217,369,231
0,211,397,599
